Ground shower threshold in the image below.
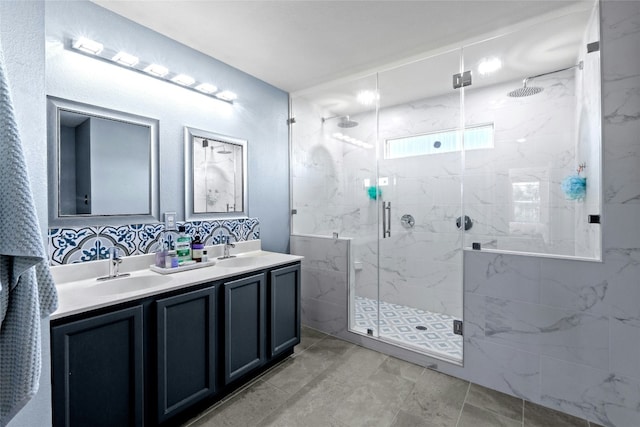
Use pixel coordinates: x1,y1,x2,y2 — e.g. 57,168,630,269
353,296,462,362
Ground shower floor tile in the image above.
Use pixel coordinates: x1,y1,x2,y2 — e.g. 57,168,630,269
353,296,463,361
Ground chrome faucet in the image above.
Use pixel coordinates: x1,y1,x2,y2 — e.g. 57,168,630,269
97,247,131,281
220,236,236,259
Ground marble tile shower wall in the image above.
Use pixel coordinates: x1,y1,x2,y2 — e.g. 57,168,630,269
461,3,640,426
462,78,579,255
290,235,350,336
293,67,579,318
48,218,260,265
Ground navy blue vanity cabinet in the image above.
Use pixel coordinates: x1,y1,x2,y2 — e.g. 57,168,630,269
155,285,217,424
269,264,301,358
223,273,266,384
51,305,144,427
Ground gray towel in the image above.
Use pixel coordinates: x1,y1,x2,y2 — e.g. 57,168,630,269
0,38,58,426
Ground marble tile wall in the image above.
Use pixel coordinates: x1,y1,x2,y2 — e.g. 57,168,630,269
290,235,350,336
48,217,260,265
462,2,640,425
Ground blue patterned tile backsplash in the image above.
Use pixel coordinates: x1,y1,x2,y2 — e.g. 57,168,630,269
48,218,260,265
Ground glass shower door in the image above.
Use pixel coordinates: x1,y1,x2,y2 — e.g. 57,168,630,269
290,74,380,339
373,51,464,363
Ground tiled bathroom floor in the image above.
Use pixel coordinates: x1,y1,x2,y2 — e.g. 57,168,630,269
183,326,604,427
353,296,463,361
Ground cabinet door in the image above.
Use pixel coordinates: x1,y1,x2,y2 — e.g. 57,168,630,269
156,286,216,423
224,273,265,384
51,305,144,427
269,264,301,357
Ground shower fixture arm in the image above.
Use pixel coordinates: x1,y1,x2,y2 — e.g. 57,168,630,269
522,61,584,84
321,115,359,128
321,115,340,123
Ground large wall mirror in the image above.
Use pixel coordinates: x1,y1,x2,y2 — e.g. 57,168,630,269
47,97,160,226
184,127,248,220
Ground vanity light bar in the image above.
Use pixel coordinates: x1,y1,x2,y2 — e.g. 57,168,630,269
112,51,139,67
171,74,195,86
195,83,218,94
215,90,238,101
144,64,169,78
68,37,236,103
73,37,104,55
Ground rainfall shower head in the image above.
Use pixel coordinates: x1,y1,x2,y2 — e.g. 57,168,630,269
321,115,359,128
508,82,544,98
215,145,233,154
204,140,232,154
338,116,358,128
508,61,584,98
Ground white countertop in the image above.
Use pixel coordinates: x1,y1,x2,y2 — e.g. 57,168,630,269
51,241,302,321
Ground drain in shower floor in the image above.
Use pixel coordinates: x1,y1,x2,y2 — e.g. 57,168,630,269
415,325,428,331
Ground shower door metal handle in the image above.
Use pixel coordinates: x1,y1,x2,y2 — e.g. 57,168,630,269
382,201,391,238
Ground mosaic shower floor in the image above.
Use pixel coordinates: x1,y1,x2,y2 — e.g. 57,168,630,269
353,296,463,361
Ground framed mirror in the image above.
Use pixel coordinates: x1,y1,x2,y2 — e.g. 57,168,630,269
47,97,160,226
184,127,248,220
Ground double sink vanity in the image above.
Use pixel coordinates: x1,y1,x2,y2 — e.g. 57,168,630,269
50,240,302,427
46,85,293,427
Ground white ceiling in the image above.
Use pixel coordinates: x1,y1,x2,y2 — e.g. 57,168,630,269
92,0,594,96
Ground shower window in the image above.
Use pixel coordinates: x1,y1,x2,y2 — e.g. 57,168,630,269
385,123,493,159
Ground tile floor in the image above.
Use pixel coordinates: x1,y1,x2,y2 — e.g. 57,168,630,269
353,296,463,361
184,326,604,427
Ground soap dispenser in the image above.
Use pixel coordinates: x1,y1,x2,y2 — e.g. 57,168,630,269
154,233,168,268
191,235,204,262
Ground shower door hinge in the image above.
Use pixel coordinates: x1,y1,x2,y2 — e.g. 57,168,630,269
453,320,463,336
587,41,600,53
287,117,296,125
453,71,472,89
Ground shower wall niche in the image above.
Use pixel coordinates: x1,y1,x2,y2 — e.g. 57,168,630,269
290,1,601,364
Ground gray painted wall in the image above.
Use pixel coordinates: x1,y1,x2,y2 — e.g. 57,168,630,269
46,0,290,253
1,2,52,427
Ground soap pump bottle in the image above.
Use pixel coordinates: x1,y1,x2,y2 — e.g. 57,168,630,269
176,225,192,264
154,233,168,268
191,235,204,262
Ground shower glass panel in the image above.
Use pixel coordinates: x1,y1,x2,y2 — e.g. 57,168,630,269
290,74,380,337
374,51,464,363
461,1,601,260
290,50,465,364
290,74,378,238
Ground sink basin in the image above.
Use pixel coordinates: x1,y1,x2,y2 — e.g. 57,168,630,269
216,255,266,268
88,274,172,296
